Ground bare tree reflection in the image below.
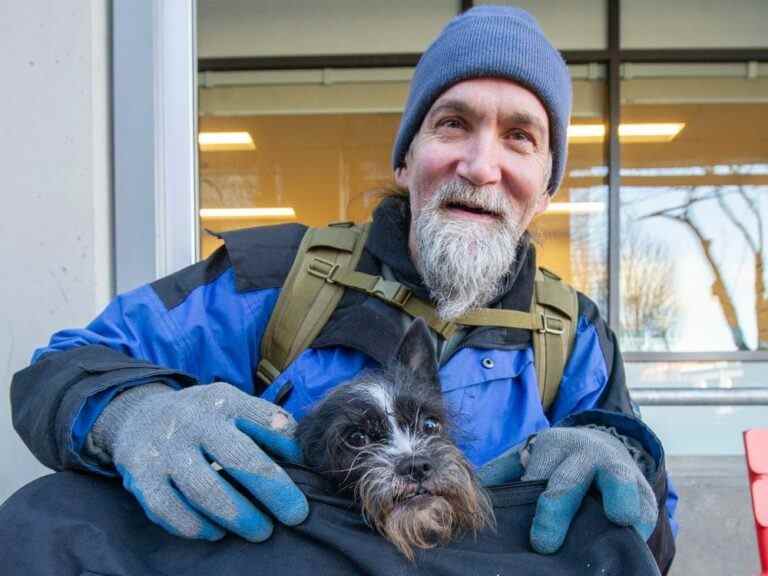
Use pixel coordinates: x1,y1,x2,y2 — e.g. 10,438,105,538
638,178,766,350
570,220,678,351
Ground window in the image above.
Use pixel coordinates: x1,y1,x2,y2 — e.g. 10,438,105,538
197,65,609,307
619,64,768,353
191,1,768,455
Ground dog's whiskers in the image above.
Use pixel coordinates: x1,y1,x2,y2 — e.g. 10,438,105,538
295,318,495,561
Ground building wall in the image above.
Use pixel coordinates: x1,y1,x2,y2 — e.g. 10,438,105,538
0,1,112,502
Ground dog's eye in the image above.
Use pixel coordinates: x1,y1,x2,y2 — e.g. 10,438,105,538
422,417,441,435
346,430,370,447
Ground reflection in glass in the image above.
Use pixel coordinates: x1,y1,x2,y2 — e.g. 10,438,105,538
198,112,400,258
619,64,768,352
528,69,608,311
197,69,609,311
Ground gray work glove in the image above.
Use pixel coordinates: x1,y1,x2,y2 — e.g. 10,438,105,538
521,427,659,554
88,381,309,542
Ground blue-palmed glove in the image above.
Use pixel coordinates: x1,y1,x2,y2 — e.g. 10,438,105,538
87,381,309,542
477,426,658,554
522,426,658,553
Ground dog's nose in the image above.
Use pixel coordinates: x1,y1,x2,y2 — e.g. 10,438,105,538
396,456,433,482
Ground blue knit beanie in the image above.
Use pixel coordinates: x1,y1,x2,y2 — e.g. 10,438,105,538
392,5,572,195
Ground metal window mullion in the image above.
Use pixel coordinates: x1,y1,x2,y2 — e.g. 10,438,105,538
631,387,768,406
153,0,199,275
606,0,621,332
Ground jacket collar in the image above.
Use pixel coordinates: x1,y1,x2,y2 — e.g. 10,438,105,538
313,196,537,365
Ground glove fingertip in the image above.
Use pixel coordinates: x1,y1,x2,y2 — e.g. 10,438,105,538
530,521,566,554
268,481,310,526
283,495,310,526
600,479,641,526
199,523,228,541
529,492,579,554
239,519,274,543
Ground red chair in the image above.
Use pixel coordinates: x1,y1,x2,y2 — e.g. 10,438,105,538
744,429,768,576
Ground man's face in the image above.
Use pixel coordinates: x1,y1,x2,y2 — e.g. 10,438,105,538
394,78,553,319
395,77,552,245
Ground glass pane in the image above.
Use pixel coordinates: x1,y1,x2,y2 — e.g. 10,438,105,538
534,65,608,312
199,112,399,258
627,359,768,454
619,64,768,352
622,0,768,49
197,65,608,310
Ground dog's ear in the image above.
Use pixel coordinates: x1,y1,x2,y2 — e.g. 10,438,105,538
392,317,439,386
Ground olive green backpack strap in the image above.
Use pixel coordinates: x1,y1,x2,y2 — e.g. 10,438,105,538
454,251,579,411
255,222,370,391
531,257,579,411
257,225,578,411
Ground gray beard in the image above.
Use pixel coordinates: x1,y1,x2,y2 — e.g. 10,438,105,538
413,181,528,321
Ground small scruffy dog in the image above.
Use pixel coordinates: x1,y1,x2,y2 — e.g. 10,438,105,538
296,318,494,560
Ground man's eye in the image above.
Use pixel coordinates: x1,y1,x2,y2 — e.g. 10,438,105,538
509,129,534,144
422,417,441,435
436,117,464,130
346,431,370,447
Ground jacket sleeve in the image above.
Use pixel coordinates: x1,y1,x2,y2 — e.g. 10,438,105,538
547,293,677,574
10,245,280,475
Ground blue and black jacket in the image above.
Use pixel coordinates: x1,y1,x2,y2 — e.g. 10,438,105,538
11,197,676,573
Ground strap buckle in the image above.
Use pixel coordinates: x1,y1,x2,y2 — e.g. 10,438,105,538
255,358,281,388
371,277,412,307
540,314,564,335
307,257,340,284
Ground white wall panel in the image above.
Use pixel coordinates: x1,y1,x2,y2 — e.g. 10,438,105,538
198,0,458,57
622,0,768,49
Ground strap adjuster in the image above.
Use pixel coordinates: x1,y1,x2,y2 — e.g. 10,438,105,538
307,257,340,284
540,314,564,335
371,278,412,307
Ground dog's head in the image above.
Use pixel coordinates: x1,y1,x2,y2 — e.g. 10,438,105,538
296,318,494,559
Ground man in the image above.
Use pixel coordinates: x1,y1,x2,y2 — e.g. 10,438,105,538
11,5,676,573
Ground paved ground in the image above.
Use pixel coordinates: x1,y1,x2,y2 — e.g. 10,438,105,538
666,455,760,575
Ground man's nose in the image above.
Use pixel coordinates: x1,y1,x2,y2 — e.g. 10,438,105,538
456,133,502,187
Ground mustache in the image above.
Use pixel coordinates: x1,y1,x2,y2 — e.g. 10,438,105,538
427,181,513,219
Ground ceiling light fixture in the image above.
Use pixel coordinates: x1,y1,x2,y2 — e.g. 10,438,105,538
568,123,686,144
198,132,256,151
199,208,296,220
545,202,605,214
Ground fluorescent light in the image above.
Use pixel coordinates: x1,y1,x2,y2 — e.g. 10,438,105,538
200,208,296,220
545,202,605,214
619,123,685,142
198,132,255,151
568,125,606,142
568,123,685,144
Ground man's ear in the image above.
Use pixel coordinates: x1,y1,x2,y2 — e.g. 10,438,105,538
534,190,551,216
394,164,409,189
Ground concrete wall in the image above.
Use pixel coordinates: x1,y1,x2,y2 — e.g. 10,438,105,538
0,1,112,502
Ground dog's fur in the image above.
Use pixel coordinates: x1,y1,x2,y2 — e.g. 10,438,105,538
296,318,494,560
